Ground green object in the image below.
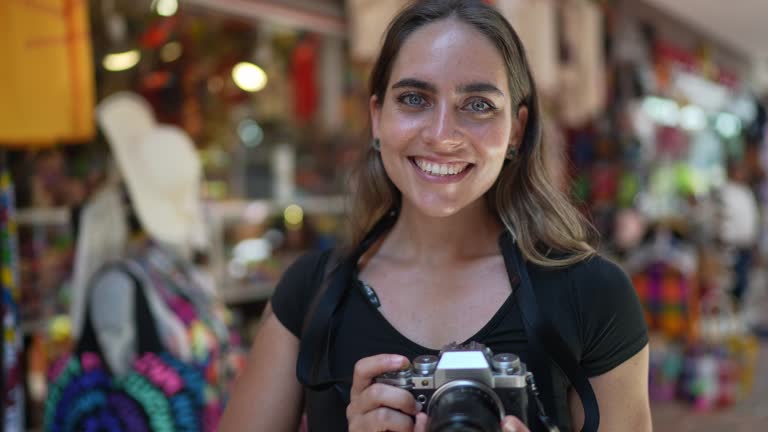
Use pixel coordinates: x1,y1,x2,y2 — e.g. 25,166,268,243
617,173,640,208
572,174,590,203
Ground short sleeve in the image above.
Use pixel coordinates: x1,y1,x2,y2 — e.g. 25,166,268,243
270,250,333,338
573,256,649,377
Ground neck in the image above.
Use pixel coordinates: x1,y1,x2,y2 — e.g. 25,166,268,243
379,199,503,264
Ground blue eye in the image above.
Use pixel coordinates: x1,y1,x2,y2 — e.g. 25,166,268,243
467,99,493,112
399,93,426,106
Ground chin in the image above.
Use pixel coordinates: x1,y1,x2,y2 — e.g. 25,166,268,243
418,207,461,219
406,196,470,219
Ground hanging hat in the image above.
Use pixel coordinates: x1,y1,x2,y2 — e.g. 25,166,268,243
96,92,207,250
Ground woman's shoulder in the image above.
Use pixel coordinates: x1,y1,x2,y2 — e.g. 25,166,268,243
286,248,336,275
530,253,630,290
539,253,644,328
528,252,639,317
270,248,336,337
567,254,630,287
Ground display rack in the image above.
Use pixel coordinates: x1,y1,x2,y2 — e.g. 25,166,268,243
206,194,347,306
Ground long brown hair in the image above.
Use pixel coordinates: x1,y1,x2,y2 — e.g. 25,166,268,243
349,0,596,266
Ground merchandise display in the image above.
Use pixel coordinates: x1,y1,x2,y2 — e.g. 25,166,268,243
560,0,768,417
0,0,766,429
1,165,24,432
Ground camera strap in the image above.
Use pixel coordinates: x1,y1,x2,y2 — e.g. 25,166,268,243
297,209,399,400
499,232,599,432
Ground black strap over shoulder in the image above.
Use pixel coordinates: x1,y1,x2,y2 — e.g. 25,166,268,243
499,232,599,432
297,210,398,397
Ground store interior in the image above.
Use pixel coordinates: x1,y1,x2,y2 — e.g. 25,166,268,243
2,0,767,430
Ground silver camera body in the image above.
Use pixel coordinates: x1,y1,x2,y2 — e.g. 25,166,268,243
375,342,529,431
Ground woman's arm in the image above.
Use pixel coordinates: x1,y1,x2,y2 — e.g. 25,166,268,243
568,344,651,431
219,303,304,432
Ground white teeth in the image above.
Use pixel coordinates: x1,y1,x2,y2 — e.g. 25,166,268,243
414,158,469,176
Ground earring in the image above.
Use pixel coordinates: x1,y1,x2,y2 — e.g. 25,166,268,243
372,137,381,151
506,146,517,159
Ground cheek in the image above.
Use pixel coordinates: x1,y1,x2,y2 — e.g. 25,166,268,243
380,112,423,148
469,124,510,157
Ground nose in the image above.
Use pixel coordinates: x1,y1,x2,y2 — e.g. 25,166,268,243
422,101,463,149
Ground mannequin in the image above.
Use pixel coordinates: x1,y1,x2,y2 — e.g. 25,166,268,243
77,92,235,426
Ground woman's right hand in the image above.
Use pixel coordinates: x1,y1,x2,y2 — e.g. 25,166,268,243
347,354,427,432
501,416,530,432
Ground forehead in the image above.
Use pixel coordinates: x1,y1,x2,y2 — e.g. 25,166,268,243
389,18,508,89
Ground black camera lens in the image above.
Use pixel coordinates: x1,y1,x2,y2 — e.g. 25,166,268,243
427,383,502,432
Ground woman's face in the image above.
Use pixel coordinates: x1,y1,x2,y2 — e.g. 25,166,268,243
371,18,527,218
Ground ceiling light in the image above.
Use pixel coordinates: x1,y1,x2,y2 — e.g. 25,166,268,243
153,0,178,17
102,49,141,71
232,62,268,92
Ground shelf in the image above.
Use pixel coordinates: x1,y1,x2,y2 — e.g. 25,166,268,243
206,194,347,221
15,207,70,226
217,280,275,305
19,318,48,335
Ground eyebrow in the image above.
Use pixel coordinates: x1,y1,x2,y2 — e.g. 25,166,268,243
458,82,505,97
391,78,436,93
391,78,504,97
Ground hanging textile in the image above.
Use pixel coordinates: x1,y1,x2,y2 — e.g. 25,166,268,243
291,35,319,125
346,0,409,61
0,0,95,146
556,0,607,127
44,263,211,432
496,0,559,97
1,167,24,431
47,245,244,431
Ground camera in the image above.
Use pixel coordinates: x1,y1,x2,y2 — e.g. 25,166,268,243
375,342,531,432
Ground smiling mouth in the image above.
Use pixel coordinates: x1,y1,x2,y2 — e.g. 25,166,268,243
409,157,473,177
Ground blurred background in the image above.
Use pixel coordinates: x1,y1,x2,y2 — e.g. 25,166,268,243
1,0,767,431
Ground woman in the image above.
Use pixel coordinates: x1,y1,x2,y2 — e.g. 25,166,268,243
220,1,651,431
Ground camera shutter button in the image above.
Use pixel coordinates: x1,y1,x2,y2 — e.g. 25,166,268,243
413,355,439,375
492,353,521,374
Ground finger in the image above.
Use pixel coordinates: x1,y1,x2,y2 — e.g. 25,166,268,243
502,416,530,432
356,383,421,416
351,354,408,398
413,412,429,432
350,407,414,432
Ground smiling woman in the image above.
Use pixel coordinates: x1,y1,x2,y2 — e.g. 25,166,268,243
369,17,518,220
220,1,652,432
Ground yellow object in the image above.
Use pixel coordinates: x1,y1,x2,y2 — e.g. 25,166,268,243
49,315,72,343
0,0,95,147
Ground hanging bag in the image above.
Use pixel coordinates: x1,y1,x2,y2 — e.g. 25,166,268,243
44,263,207,432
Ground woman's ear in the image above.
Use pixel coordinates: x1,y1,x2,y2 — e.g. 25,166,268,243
370,95,381,140
511,105,529,147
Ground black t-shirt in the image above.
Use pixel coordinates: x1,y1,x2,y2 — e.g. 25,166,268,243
271,247,648,432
